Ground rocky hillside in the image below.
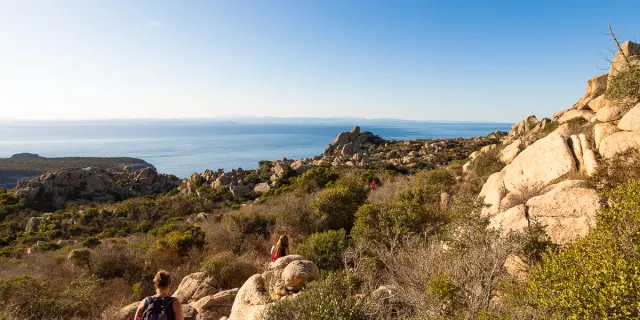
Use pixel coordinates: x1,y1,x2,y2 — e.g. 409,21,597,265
178,125,505,200
0,155,152,188
477,40,640,245
12,166,180,209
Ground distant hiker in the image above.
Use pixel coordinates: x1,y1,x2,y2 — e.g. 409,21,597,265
271,235,290,262
135,270,184,320
369,180,377,191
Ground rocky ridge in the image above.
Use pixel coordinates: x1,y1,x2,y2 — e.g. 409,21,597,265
474,40,640,245
178,126,506,201
12,166,180,209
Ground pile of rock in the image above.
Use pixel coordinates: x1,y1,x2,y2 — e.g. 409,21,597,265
473,40,640,245
12,167,179,209
228,255,320,320
114,255,319,320
179,158,318,199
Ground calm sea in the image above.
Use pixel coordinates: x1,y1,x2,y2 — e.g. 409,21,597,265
0,120,511,178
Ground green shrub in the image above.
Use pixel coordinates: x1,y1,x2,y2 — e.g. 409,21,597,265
537,119,558,138
266,272,368,320
292,167,339,193
297,229,348,270
200,251,254,289
312,186,366,231
82,236,101,248
589,148,640,190
91,244,144,282
606,65,640,110
154,227,205,257
224,212,275,253
513,180,640,319
427,274,460,300
462,149,505,194
68,248,92,269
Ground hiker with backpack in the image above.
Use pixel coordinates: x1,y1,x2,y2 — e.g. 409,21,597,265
270,235,290,262
134,270,184,320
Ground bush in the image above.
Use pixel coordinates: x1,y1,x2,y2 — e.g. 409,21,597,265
91,244,144,282
154,227,206,257
68,248,92,269
292,167,339,193
297,229,348,270
606,65,640,110
463,149,505,194
589,148,640,190
266,272,368,320
311,186,366,232
511,180,640,319
200,251,255,289
224,211,275,254
82,236,101,248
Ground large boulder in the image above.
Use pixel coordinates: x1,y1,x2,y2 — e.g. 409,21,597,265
253,182,271,194
25,216,43,233
617,103,640,131
587,73,609,97
500,139,522,164
190,288,238,320
504,133,576,193
228,256,319,320
281,260,320,291
558,109,595,123
173,272,218,304
599,131,640,159
526,185,600,244
479,170,506,217
333,132,350,145
230,183,251,199
113,301,139,320
608,40,640,84
587,95,608,112
595,104,626,122
488,204,528,236
594,123,621,149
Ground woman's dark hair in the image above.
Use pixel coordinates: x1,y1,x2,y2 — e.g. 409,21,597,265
154,270,171,289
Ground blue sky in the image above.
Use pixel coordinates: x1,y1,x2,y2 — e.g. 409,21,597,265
0,0,639,122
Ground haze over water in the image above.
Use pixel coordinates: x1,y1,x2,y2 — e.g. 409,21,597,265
0,120,510,178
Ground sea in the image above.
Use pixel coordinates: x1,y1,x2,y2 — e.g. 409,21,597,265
0,120,511,178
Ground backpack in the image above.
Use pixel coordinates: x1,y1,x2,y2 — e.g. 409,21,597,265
141,296,175,320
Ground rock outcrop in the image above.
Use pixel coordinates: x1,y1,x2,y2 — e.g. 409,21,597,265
12,167,179,209
503,133,576,193
228,255,320,320
478,41,640,245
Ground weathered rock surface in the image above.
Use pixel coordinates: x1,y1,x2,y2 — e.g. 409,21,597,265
608,40,640,83
281,260,320,291
173,272,218,304
504,133,576,193
558,109,595,123
500,139,522,164
617,103,640,131
526,185,600,244
228,256,319,320
190,288,239,320
599,131,640,159
596,104,626,122
594,123,621,149
488,204,528,235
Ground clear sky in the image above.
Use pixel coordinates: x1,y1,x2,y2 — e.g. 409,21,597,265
1,0,639,122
